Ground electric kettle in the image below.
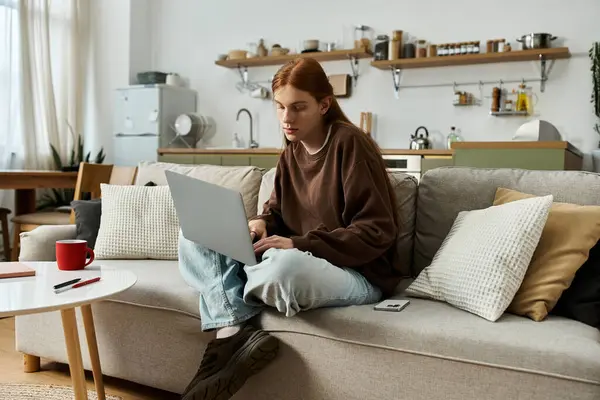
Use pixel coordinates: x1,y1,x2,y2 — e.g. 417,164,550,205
410,126,431,150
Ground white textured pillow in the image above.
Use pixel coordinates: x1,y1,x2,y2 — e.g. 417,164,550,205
406,194,553,322
94,184,180,260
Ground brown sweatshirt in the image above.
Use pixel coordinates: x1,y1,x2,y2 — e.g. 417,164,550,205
254,122,410,296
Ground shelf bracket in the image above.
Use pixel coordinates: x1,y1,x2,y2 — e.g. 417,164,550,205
391,68,402,99
348,55,360,87
537,54,555,93
237,65,249,85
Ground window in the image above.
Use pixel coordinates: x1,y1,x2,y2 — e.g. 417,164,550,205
0,0,20,169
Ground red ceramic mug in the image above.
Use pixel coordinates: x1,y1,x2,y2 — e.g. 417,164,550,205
56,240,95,271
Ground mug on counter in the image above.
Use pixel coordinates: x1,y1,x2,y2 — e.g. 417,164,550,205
56,240,95,271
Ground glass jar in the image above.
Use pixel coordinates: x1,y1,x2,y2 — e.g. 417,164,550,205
460,43,467,55
417,40,428,58
374,35,389,61
429,44,437,57
403,38,416,58
438,44,447,56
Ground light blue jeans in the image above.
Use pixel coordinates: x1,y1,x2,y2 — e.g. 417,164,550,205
177,231,382,331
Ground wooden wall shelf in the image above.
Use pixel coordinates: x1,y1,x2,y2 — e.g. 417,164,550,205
371,47,571,70
216,49,372,69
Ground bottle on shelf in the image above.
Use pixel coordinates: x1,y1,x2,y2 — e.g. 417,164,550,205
446,126,462,150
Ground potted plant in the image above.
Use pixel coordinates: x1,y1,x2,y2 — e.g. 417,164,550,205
37,123,105,210
591,42,600,171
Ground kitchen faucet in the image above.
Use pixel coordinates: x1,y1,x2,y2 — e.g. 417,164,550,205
236,108,259,149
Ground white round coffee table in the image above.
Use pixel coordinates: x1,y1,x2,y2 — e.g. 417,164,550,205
0,262,137,400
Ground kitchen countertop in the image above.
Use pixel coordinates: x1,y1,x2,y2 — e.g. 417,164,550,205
450,141,583,157
157,148,454,157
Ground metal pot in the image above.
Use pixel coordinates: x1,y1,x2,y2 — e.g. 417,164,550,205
516,33,557,49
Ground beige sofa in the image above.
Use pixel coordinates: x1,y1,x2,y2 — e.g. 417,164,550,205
15,162,600,400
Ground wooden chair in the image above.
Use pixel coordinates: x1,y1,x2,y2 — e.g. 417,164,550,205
10,163,138,261
0,207,11,260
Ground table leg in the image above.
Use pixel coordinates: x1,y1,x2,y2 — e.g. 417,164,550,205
15,189,36,215
60,308,88,400
81,304,105,400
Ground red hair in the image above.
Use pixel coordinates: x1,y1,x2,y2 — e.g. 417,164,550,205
271,57,352,128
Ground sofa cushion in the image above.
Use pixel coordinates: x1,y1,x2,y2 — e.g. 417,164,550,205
94,184,179,260
95,260,201,317
258,297,600,384
494,188,600,322
71,198,102,249
258,169,418,282
406,195,553,322
415,167,600,275
552,239,600,329
257,168,277,215
135,161,263,218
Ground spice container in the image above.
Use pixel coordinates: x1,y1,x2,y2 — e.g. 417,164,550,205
486,40,493,53
460,43,467,55
429,44,437,57
498,39,506,52
473,41,480,53
491,87,501,112
374,35,389,61
403,38,416,58
417,40,428,58
504,100,513,112
438,44,447,56
504,42,511,52
389,30,403,60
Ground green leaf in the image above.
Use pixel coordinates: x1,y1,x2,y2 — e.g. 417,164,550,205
69,149,75,166
50,144,62,169
77,134,83,164
85,151,91,162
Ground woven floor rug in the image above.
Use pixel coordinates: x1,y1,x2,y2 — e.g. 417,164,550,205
0,383,123,399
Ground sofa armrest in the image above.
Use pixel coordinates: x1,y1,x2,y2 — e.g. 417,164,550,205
19,225,77,261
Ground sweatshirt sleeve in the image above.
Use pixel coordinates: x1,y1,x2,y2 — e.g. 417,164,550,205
249,163,287,237
290,159,398,268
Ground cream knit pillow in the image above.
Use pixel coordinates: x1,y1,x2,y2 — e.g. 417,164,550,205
94,184,180,260
406,195,553,322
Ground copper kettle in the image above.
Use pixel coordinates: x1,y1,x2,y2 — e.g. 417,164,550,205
410,126,431,150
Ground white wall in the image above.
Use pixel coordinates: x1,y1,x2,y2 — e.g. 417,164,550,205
109,0,599,164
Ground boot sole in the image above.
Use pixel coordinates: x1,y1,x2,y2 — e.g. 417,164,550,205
191,331,279,400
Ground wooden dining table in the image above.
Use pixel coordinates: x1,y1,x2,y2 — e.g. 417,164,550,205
0,170,78,215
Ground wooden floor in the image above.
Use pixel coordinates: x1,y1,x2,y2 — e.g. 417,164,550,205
0,317,179,399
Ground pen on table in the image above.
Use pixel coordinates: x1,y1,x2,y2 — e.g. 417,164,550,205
53,278,81,290
54,277,101,294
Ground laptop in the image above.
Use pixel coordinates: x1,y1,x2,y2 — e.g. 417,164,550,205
165,170,259,266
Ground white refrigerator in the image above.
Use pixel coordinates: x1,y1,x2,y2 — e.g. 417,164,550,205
113,85,197,167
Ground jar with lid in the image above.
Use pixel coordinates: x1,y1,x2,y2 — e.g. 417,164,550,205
447,43,454,56
417,40,427,58
389,30,403,60
498,39,506,52
504,42,512,52
473,41,480,54
374,35,389,61
455,43,461,56
428,44,437,57
438,44,447,56
402,36,416,58
460,43,467,55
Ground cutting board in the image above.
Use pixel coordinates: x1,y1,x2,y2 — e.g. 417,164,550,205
0,263,36,279
328,74,351,98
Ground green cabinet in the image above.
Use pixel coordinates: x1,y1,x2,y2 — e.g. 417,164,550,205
453,148,582,171
421,157,454,174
